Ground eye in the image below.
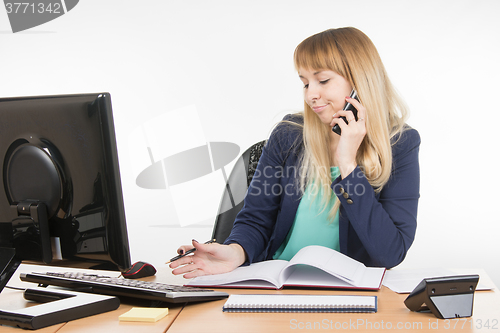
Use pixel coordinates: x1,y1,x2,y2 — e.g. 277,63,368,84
303,84,309,89
320,79,330,84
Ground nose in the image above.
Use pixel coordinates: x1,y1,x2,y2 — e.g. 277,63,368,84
304,83,320,104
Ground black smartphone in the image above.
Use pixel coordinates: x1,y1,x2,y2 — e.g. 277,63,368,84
332,89,359,135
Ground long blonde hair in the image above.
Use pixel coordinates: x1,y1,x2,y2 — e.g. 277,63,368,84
293,27,408,218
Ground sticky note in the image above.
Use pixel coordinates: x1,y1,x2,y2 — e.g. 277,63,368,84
118,307,169,323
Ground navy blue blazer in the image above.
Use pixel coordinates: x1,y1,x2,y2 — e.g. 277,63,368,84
224,114,420,269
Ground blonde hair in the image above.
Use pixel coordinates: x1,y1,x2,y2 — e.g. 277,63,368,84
292,27,409,218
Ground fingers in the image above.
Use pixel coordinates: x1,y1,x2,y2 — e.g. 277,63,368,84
169,240,213,271
331,114,366,138
169,250,208,278
176,245,191,255
170,256,198,276
169,242,245,278
175,238,206,253
168,253,193,269
179,259,211,279
330,97,366,129
182,269,209,279
330,110,355,129
190,239,205,251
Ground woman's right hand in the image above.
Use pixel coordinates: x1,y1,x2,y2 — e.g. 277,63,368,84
168,240,246,279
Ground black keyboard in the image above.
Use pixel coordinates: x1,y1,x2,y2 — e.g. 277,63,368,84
20,271,229,304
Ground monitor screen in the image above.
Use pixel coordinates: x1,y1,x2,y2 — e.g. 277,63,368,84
0,93,131,271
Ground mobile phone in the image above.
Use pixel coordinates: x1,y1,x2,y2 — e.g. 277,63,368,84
332,89,359,135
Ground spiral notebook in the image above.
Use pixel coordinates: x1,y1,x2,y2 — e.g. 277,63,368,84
222,294,377,313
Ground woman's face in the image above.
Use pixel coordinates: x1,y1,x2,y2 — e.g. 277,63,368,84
298,68,353,125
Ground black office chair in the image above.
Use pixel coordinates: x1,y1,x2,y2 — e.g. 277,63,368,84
211,140,266,244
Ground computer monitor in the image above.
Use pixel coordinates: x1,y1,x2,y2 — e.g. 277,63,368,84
0,93,131,271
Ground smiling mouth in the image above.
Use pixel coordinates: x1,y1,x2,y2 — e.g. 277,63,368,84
312,105,327,113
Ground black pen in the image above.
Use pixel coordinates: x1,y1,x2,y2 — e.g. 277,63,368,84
166,239,216,264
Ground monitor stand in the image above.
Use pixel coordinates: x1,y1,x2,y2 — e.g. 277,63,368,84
0,288,120,329
0,248,120,330
11,201,52,264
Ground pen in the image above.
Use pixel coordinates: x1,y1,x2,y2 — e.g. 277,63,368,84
166,239,216,264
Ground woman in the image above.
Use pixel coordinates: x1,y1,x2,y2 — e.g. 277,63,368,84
170,27,420,278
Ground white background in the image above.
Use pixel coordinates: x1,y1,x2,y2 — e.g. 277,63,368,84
1,0,499,288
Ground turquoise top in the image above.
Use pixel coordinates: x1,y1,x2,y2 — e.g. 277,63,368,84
273,167,340,261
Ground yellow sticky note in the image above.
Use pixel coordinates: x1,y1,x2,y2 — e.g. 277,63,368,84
119,307,169,323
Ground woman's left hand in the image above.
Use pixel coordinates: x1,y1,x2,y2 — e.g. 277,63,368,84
330,96,367,178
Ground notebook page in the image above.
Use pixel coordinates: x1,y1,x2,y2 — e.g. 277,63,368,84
287,245,364,285
187,260,289,288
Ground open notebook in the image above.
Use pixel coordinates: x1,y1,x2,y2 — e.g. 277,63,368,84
223,294,377,313
187,245,385,290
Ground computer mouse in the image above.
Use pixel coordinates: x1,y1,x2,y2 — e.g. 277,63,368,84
122,261,157,279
